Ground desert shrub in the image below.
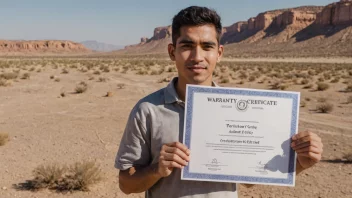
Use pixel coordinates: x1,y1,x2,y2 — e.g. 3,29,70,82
213,70,219,77
167,67,176,72
345,84,352,92
150,70,159,75
58,161,102,192
29,164,66,190
300,101,306,107
239,71,248,79
75,81,88,93
301,79,309,85
343,153,352,162
305,97,311,101
0,72,18,80
303,84,313,89
0,132,9,146
270,81,288,90
316,82,329,91
50,75,55,79
323,73,331,80
248,76,256,82
93,70,101,75
36,69,42,73
136,70,148,75
14,161,102,192
330,77,340,83
117,83,125,89
61,68,69,74
54,78,61,82
316,103,333,113
98,77,107,82
347,96,352,104
219,76,230,84
308,70,315,75
21,73,30,79
0,79,7,87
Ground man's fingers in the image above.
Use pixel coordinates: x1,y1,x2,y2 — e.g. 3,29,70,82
291,140,322,150
295,146,322,154
162,153,188,166
292,131,318,141
291,135,322,148
164,147,190,161
166,142,191,155
298,152,321,162
160,158,184,169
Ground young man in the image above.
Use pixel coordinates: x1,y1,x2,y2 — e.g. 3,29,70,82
115,6,323,198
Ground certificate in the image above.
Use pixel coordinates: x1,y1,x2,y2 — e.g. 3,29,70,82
181,85,300,186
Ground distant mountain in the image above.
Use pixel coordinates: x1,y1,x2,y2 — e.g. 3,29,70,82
80,40,124,52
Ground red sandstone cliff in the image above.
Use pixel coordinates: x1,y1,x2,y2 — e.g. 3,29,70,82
316,0,352,25
0,40,91,54
118,1,352,57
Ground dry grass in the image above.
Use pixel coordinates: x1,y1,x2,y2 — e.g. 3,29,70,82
343,153,352,162
0,72,18,80
300,101,306,107
0,132,9,146
75,81,88,93
61,68,69,74
345,84,352,92
58,161,102,192
98,77,107,82
0,78,10,87
54,78,61,82
316,102,333,113
316,82,330,91
21,73,30,80
347,96,352,104
117,83,126,89
14,161,102,192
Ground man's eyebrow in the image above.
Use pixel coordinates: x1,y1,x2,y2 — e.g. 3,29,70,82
201,41,216,46
178,39,195,44
178,39,217,46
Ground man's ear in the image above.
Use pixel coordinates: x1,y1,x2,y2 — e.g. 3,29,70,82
217,45,224,63
168,43,176,61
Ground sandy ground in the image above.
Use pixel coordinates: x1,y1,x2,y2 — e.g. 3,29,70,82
0,63,351,198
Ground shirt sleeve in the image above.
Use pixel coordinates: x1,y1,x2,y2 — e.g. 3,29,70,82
114,105,151,171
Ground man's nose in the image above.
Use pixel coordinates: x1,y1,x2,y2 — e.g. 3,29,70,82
190,46,204,63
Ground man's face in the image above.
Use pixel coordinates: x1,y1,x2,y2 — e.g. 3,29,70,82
168,24,223,85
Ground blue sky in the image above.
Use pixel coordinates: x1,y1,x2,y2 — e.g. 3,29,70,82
0,0,334,46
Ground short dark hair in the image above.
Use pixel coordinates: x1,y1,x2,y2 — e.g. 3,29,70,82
171,6,222,46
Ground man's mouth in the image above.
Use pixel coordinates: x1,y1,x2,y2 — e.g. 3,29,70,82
187,65,207,71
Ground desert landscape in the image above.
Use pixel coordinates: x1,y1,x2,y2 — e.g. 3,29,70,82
1,0,352,198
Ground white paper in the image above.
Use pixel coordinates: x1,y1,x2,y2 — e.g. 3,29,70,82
181,85,300,186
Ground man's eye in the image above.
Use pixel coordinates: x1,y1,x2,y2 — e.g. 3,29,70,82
182,44,192,48
203,45,214,50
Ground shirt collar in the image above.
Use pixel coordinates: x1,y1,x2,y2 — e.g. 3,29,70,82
164,77,218,104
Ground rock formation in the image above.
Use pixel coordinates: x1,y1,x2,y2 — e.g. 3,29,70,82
150,26,172,40
316,0,352,25
0,40,90,53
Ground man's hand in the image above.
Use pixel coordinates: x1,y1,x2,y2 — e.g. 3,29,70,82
158,142,191,177
291,131,323,170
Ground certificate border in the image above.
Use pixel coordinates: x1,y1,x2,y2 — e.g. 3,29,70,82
182,85,299,186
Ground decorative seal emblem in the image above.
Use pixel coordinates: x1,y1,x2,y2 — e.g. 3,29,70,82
236,100,248,112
